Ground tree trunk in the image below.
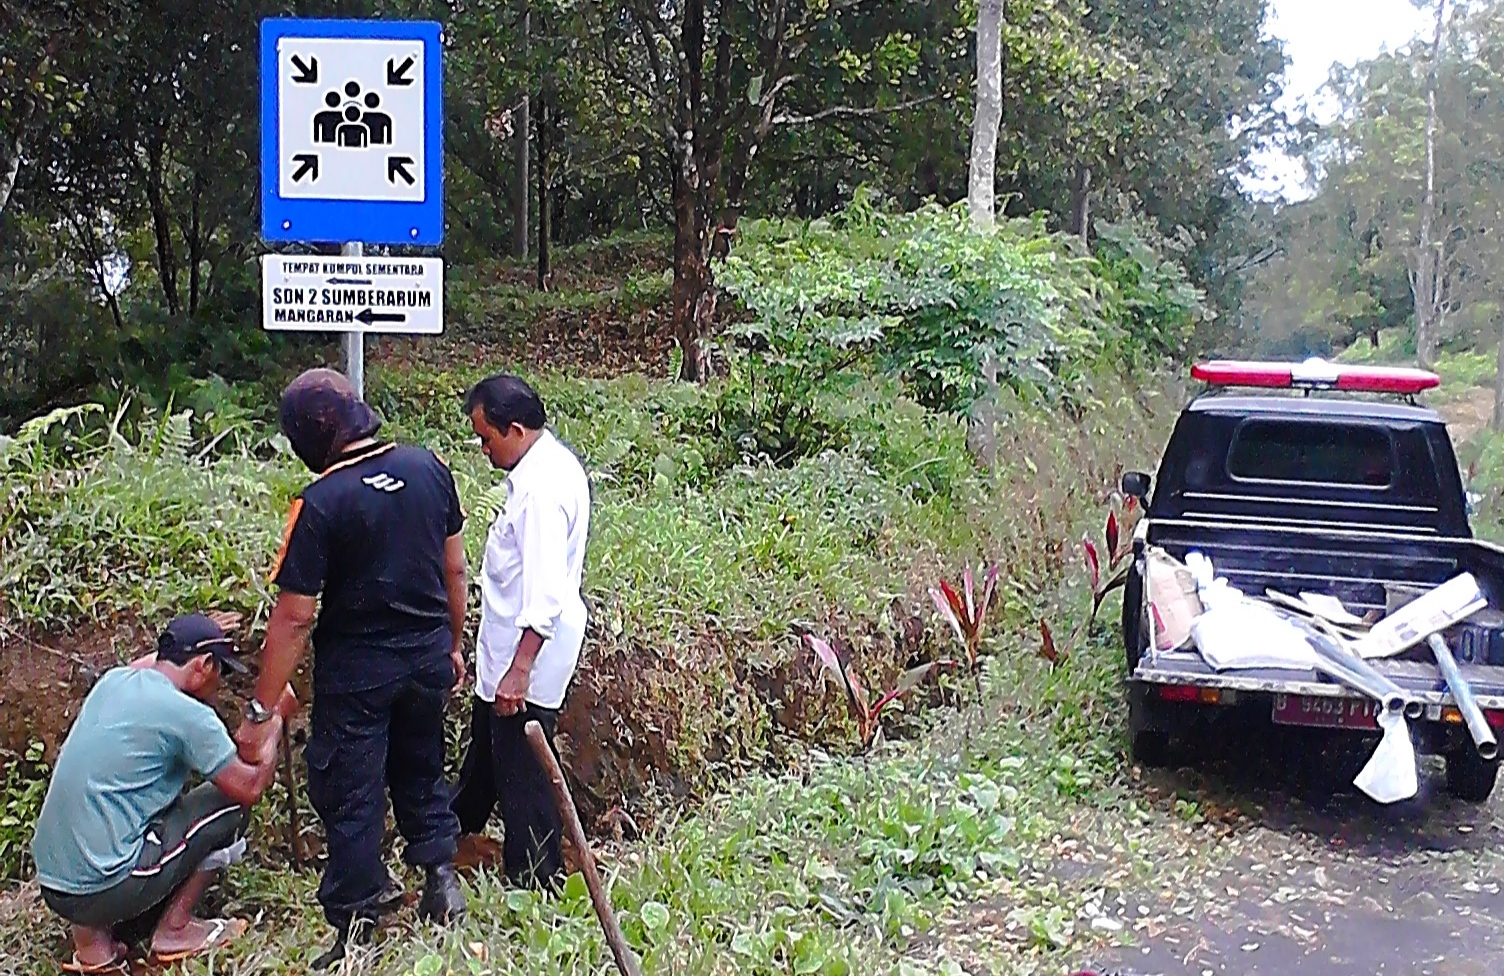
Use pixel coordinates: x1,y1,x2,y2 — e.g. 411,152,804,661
967,0,1004,231
513,7,531,262
672,242,714,383
1493,316,1504,432
0,133,21,218
141,139,181,316
671,164,711,383
535,93,552,291
187,170,204,317
1414,0,1446,368
1069,162,1091,242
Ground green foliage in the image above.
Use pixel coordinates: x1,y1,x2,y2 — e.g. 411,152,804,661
719,199,1203,423
1338,327,1496,391
1093,219,1207,362
0,404,300,631
2,0,1285,414
1240,2,1504,360
0,742,48,880
3,624,1164,973
0,362,1175,816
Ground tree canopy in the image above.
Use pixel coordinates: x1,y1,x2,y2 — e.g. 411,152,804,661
1238,0,1504,363
0,0,1293,418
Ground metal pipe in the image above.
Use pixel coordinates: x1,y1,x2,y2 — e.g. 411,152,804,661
1427,634,1499,761
1300,619,1423,719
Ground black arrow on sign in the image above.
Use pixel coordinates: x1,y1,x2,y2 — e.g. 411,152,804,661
327,277,373,286
290,55,318,84
387,56,416,87
387,156,416,185
355,309,406,326
291,153,319,183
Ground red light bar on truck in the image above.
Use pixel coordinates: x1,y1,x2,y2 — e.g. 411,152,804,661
1191,358,1440,395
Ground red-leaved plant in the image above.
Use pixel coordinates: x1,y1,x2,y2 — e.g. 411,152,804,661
928,563,1001,670
1038,494,1141,666
1080,494,1139,624
803,634,954,746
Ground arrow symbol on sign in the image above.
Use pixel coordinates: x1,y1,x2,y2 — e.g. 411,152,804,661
388,156,416,185
356,309,406,326
387,56,416,87
327,277,372,286
290,55,318,84
291,154,319,183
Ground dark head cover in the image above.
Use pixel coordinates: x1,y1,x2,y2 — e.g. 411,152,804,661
279,368,383,472
156,613,249,674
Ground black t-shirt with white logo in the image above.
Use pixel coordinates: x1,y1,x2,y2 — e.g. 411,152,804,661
272,441,464,694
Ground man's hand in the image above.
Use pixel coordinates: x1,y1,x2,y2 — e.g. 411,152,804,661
206,610,244,635
493,663,530,717
234,715,279,763
450,645,467,697
254,715,284,766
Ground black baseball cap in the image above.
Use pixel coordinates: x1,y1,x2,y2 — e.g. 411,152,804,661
156,614,249,674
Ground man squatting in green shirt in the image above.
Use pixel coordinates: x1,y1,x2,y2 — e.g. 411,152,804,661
29,613,297,972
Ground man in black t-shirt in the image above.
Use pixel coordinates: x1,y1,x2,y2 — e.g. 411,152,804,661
234,369,468,969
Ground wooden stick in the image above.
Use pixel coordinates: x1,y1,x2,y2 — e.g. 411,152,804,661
280,734,302,866
525,720,641,976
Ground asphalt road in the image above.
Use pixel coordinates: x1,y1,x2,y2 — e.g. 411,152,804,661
1084,733,1504,976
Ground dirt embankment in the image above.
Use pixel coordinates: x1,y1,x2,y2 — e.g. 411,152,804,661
0,622,154,763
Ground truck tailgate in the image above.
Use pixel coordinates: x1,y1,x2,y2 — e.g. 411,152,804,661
1135,651,1504,712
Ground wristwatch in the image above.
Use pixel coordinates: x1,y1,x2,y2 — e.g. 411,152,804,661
244,698,275,724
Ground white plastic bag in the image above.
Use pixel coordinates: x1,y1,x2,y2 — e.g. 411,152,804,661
1191,600,1320,671
197,836,248,872
1353,710,1419,804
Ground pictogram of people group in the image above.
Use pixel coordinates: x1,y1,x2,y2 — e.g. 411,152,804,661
314,80,393,149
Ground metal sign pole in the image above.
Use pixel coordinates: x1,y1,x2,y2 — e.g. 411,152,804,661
341,241,364,398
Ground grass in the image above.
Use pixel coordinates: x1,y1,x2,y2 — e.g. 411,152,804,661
0,212,1197,971
0,364,1180,814
0,633,1233,976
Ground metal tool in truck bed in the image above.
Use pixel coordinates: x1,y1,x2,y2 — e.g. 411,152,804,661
1121,358,1504,801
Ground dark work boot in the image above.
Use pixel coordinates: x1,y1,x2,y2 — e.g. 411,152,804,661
417,863,466,924
376,868,406,914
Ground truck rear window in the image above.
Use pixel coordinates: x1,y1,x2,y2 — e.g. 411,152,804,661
1227,420,1395,487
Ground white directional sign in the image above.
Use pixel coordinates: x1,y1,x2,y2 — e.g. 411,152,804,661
261,255,443,334
277,38,425,202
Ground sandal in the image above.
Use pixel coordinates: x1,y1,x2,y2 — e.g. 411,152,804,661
60,954,128,974
149,917,249,965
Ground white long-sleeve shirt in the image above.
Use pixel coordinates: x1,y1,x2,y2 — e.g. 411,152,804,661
475,430,591,709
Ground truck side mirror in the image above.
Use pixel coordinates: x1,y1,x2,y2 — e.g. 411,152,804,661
1122,471,1151,502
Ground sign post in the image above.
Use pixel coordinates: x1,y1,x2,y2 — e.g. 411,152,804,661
259,18,445,398
342,242,363,396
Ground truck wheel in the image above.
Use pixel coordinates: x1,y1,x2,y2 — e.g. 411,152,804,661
1131,728,1171,769
1122,565,1145,672
1445,749,1500,803
1128,683,1170,769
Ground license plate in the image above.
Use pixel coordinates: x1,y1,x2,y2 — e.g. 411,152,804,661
1271,693,1380,730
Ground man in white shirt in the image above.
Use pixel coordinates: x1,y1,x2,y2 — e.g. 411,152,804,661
451,373,590,889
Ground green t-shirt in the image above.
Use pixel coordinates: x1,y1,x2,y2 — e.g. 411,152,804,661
31,667,237,895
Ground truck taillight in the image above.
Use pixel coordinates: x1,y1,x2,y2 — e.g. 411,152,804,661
1191,358,1439,395
1158,684,1220,703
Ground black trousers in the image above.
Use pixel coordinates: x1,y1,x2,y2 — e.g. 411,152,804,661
451,697,564,889
305,663,459,930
